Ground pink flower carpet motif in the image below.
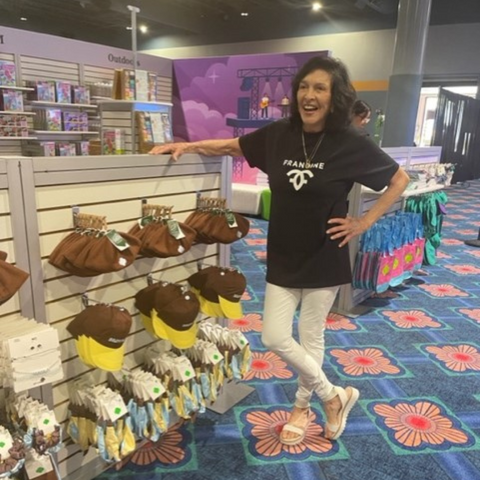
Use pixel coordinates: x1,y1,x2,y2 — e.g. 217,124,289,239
245,238,267,246
425,344,480,372
245,408,333,457
243,351,294,381
466,250,480,258
125,422,187,467
457,229,478,236
330,347,401,376
229,313,263,332
436,251,452,259
445,264,480,275
442,238,464,245
447,215,467,220
325,313,358,331
383,310,441,329
254,250,267,260
442,221,454,227
419,284,468,297
248,228,263,235
373,400,470,449
459,308,480,323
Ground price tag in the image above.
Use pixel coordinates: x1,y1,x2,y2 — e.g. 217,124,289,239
166,219,186,240
224,210,238,228
106,230,130,251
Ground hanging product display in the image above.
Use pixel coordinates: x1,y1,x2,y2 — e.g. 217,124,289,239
184,197,250,245
135,281,200,349
128,204,196,258
352,212,425,293
0,251,29,306
188,265,246,319
0,425,24,478
67,304,132,372
405,190,448,265
48,213,141,277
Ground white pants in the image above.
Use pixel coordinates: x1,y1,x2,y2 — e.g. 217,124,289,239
261,282,340,408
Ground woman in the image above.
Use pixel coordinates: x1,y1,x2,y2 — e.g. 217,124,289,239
352,99,372,129
150,56,409,444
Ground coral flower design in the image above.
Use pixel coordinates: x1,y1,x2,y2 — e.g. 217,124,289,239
445,264,480,275
436,251,452,259
447,215,467,220
425,344,480,373
229,313,263,332
457,229,477,236
419,284,468,297
325,313,358,331
382,310,441,329
372,400,471,450
126,422,189,467
442,238,463,245
459,308,480,323
245,238,267,246
466,250,480,258
254,250,267,260
244,408,334,458
330,348,401,377
241,289,252,301
248,228,264,235
441,221,454,227
243,351,294,381
371,289,400,299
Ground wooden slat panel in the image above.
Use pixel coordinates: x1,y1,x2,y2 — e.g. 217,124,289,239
0,141,23,156
0,239,16,264
0,53,15,62
0,299,21,318
35,173,221,209
83,65,114,84
20,56,80,83
0,190,10,214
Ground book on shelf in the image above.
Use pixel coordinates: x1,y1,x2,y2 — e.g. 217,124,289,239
0,91,24,111
148,73,158,102
103,129,125,155
26,81,56,102
135,70,149,102
45,109,62,131
57,142,77,156
0,61,16,87
55,81,72,104
73,86,90,105
63,111,89,132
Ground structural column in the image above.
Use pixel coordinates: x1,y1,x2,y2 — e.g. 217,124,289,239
382,0,432,147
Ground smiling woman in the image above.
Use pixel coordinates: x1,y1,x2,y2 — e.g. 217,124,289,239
150,55,410,447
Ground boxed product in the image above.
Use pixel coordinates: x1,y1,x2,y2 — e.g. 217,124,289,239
135,70,149,102
0,90,24,111
41,142,57,156
36,81,56,102
63,111,88,131
46,109,62,131
55,81,72,104
57,142,77,156
148,72,158,102
77,141,90,156
162,113,173,143
103,129,125,155
0,60,16,87
73,85,90,105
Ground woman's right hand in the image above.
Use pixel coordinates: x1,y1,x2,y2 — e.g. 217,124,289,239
149,143,190,161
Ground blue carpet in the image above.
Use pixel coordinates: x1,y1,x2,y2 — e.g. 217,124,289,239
97,180,480,480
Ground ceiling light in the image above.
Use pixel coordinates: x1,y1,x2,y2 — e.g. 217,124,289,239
312,2,322,11
20,17,28,21
126,26,132,30
139,25,148,33
241,12,249,16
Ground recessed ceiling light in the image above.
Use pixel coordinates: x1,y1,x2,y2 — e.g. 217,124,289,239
126,26,132,30
241,12,249,16
312,2,322,11
20,17,28,21
139,25,148,33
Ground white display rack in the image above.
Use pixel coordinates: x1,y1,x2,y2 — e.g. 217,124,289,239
0,136,38,140
362,183,445,197
0,110,36,116
0,85,35,92
32,130,99,136
97,99,173,107
29,101,97,109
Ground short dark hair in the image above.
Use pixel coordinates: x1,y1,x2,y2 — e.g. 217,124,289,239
352,100,372,119
290,56,356,131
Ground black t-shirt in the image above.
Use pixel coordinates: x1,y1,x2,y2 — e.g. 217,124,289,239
239,119,399,288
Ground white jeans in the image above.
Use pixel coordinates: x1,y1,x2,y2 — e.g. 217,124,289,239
261,282,340,408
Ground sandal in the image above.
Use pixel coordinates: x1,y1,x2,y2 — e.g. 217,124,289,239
324,386,359,440
280,408,311,446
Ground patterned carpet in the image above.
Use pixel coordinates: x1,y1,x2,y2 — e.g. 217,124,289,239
98,180,480,480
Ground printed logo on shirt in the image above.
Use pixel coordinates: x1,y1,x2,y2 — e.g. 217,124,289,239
287,169,314,190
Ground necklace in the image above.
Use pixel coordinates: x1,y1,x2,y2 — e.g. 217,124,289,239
301,131,325,168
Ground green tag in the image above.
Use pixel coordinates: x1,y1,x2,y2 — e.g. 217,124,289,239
213,354,219,361
153,387,160,394
0,442,4,448
225,210,238,228
139,215,155,228
114,407,122,415
106,230,130,251
36,467,45,474
43,419,50,425
167,219,186,240
185,370,191,377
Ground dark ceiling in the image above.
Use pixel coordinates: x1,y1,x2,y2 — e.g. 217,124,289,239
1,0,480,51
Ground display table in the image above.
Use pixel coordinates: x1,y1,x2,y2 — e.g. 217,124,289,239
231,183,268,216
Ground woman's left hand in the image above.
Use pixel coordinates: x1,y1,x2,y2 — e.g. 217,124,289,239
326,215,369,247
